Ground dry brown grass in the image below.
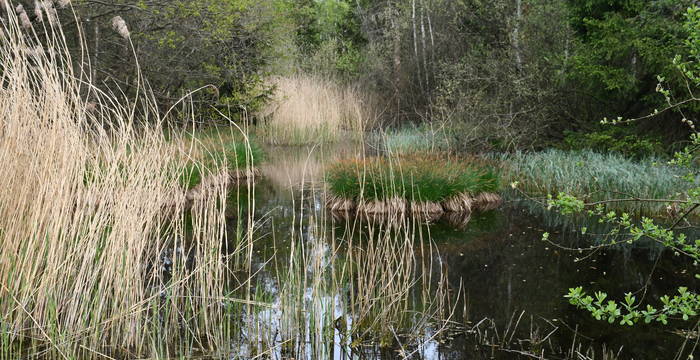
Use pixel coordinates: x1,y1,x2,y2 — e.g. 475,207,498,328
258,75,376,145
327,191,500,219
0,8,233,357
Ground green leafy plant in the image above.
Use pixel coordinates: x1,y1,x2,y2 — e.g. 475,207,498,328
178,139,265,189
563,127,664,159
503,149,689,215
547,4,700,331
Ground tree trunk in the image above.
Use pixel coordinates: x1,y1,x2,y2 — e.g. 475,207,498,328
412,0,422,90
420,0,428,88
93,20,99,82
512,0,523,72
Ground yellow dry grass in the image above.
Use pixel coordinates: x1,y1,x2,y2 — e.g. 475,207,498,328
0,9,232,357
473,192,503,211
258,75,375,144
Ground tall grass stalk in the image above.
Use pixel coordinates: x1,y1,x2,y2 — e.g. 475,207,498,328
0,6,242,358
0,5,457,358
326,156,500,215
371,124,453,155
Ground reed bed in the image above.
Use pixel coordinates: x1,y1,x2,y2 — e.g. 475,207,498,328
325,156,501,216
257,75,375,145
501,150,692,215
0,7,241,358
0,4,459,358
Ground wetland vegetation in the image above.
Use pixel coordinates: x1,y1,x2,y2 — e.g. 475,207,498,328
1,1,700,359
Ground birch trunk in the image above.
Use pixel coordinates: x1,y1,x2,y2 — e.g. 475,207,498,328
420,0,428,87
513,0,523,72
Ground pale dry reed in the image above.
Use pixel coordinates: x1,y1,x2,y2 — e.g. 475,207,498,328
258,75,375,145
111,15,129,39
0,6,233,358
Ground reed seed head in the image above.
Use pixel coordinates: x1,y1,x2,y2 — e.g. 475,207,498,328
16,4,32,29
111,15,130,39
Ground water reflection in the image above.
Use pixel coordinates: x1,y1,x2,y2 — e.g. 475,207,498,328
237,143,697,359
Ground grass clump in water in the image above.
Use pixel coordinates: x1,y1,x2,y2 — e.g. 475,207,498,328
326,156,501,214
179,139,265,190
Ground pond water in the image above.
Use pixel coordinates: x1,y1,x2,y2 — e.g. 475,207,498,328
228,143,697,359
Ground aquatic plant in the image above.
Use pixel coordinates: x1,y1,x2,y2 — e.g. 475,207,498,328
0,8,234,358
325,156,501,214
501,149,692,214
265,188,453,357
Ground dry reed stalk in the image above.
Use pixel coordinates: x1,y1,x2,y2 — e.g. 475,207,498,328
326,195,356,212
33,1,42,21
185,170,230,202
345,214,451,345
230,167,260,180
357,197,407,215
261,144,358,190
111,15,129,39
356,200,385,214
16,4,31,28
0,6,230,357
443,212,472,229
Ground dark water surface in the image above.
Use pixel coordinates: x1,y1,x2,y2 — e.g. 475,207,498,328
235,144,697,359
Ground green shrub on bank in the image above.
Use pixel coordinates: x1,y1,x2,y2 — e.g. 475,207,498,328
562,127,665,159
326,156,499,202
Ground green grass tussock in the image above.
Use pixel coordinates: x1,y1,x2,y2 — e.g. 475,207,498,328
501,149,693,214
326,156,500,203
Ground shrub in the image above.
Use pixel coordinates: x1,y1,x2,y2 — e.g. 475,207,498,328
562,127,665,159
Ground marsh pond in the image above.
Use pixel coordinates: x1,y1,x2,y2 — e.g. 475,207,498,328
211,143,698,359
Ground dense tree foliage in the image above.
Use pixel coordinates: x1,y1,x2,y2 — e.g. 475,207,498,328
5,0,698,149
